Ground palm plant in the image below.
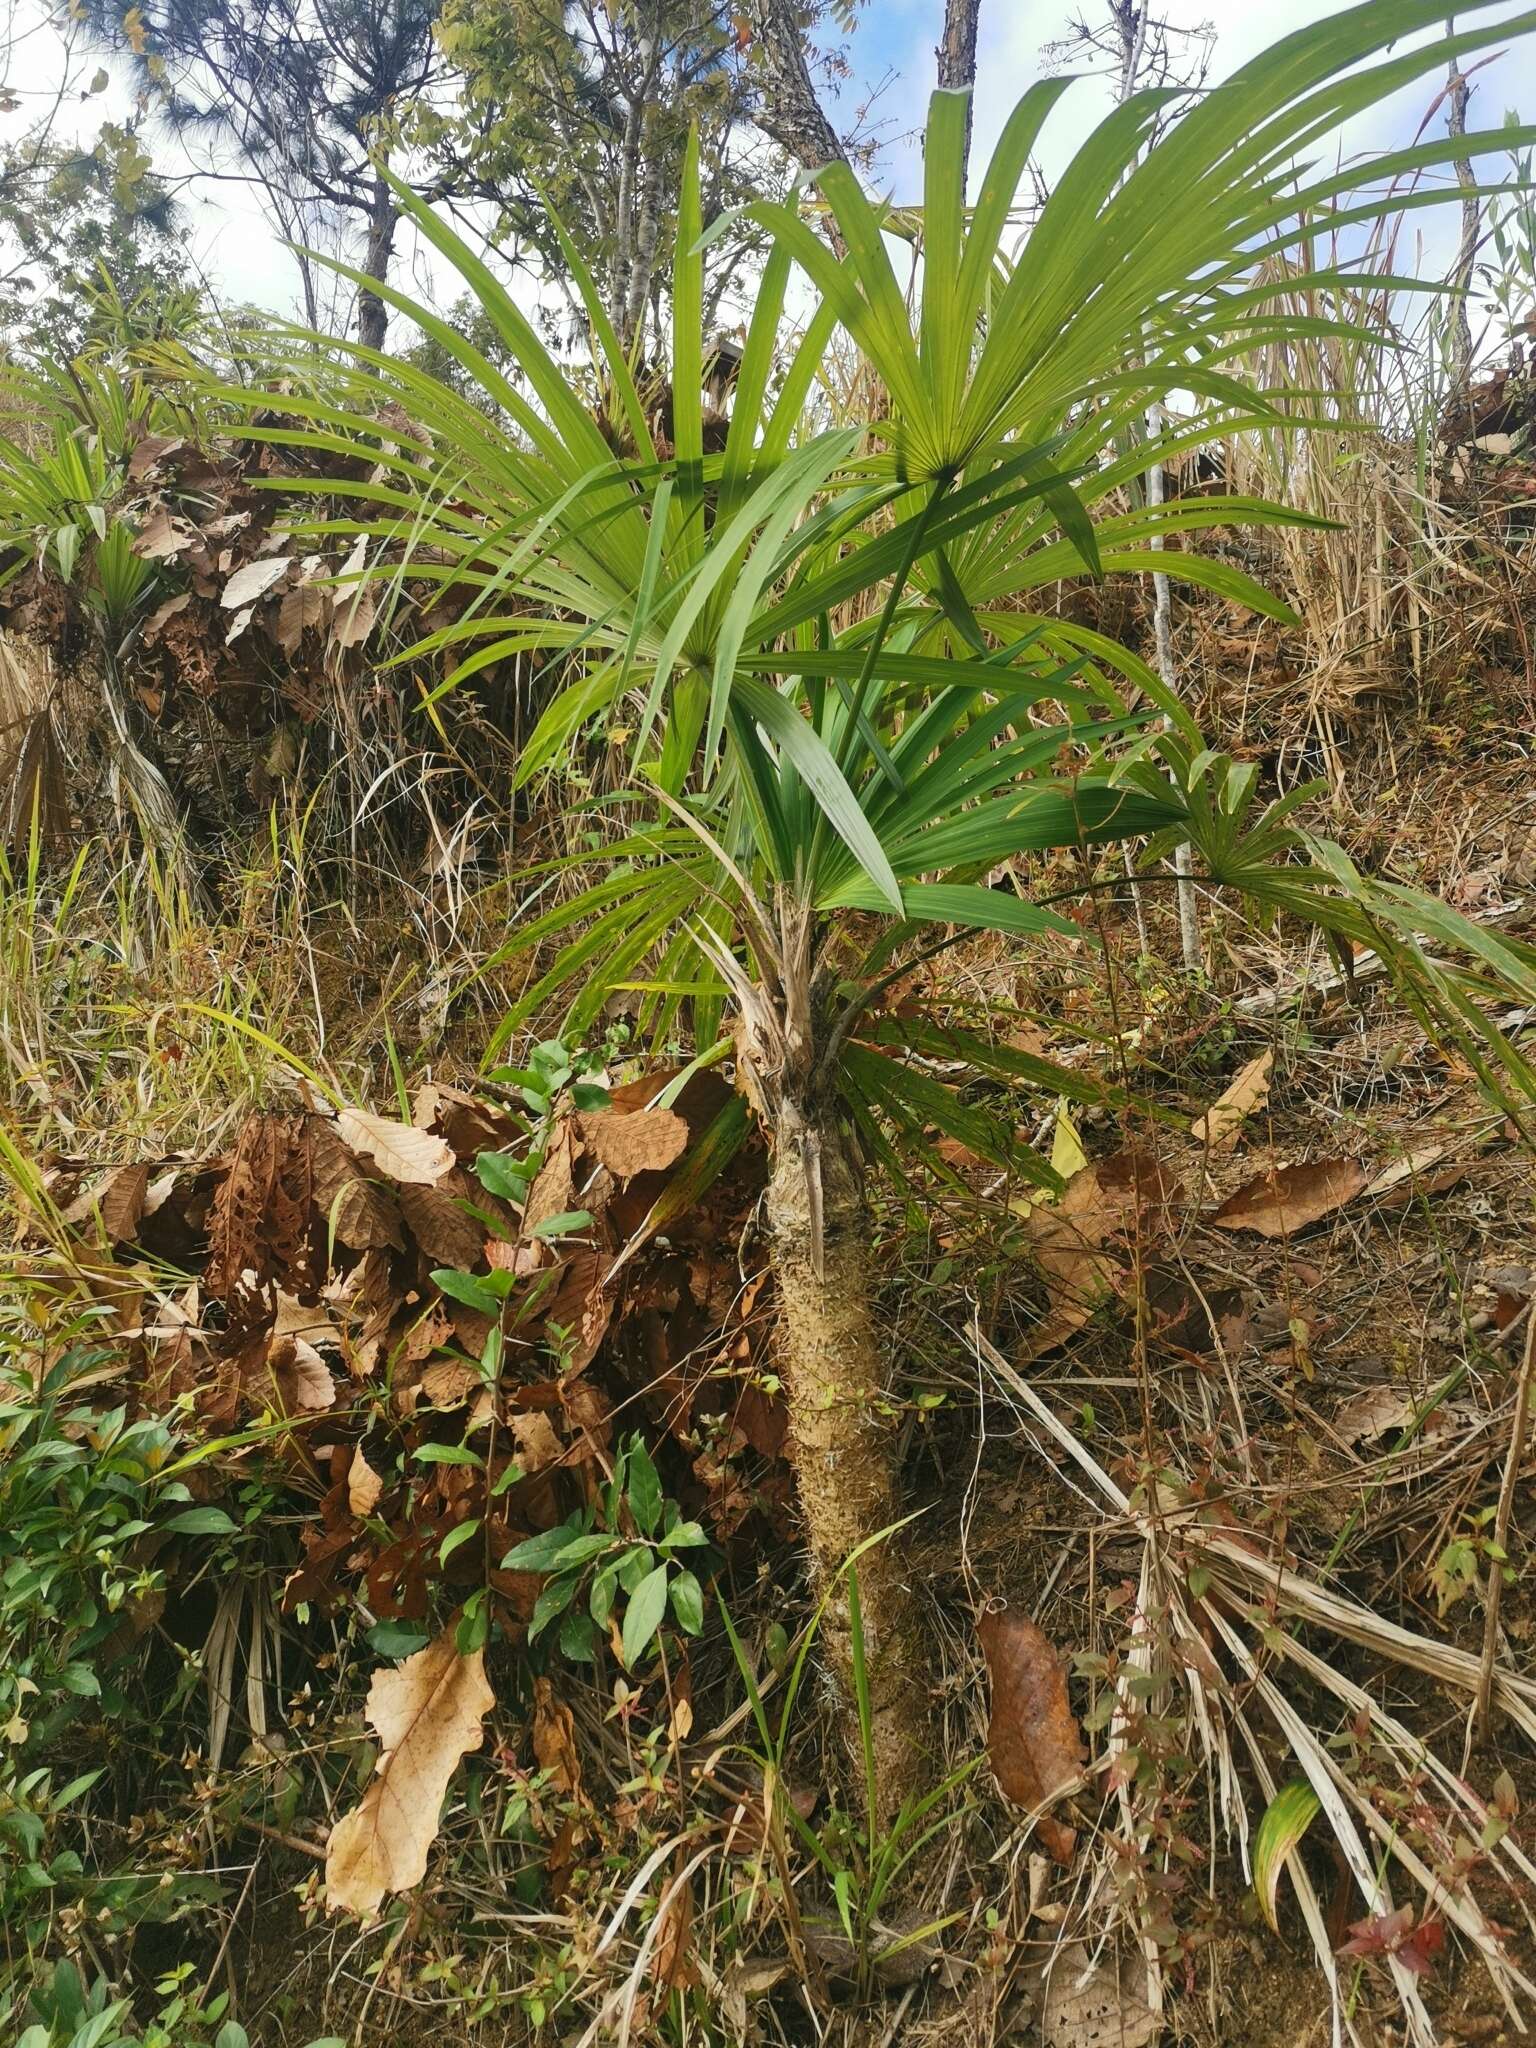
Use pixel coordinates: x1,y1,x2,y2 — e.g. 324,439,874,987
226,0,1536,1811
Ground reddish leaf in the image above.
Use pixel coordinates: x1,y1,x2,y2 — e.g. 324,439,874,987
978,1608,1084,1863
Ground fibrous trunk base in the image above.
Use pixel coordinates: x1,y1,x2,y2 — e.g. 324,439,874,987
767,1106,927,1822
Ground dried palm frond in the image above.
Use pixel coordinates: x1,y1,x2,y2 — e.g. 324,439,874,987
0,633,69,850
973,1324,1536,2048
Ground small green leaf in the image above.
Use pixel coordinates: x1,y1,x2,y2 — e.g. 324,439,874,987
617,1544,653,1594
669,1569,704,1635
625,1436,662,1537
163,1506,238,1536
431,1269,502,1314
570,1081,611,1110
549,1532,616,1568
529,1572,580,1641
439,1518,481,1566
621,1563,670,1668
413,1443,485,1468
559,1608,599,1662
456,1591,489,1654
590,1563,619,1629
475,1151,529,1202
659,1519,708,1550
502,1519,588,1571
367,1620,429,1660
532,1209,593,1239
1253,1779,1321,1933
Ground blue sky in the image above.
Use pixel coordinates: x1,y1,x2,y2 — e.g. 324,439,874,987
6,0,1534,327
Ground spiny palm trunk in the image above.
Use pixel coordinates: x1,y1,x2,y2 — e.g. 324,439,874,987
766,1102,927,1822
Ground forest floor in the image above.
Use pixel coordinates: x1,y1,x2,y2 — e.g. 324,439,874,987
9,604,1536,2048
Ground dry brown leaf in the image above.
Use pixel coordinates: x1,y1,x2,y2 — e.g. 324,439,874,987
395,1179,482,1267
269,1334,335,1412
142,592,192,644
276,580,328,652
1021,1148,1180,1358
325,1626,495,1915
1210,1158,1366,1238
522,1122,577,1238
652,1861,698,1993
531,1676,581,1796
348,1445,384,1517
273,1289,340,1348
419,1359,479,1405
335,1107,454,1186
978,1608,1083,1864
1190,1050,1272,1151
310,1120,405,1251
1364,1143,1445,1197
1333,1384,1467,1446
133,505,198,560
1038,1943,1159,2048
329,535,376,649
510,1411,563,1475
62,1162,149,1242
575,1107,688,1179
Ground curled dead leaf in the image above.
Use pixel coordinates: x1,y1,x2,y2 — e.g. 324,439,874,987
61,1162,149,1243
325,1625,495,1915
220,555,292,609
1020,1148,1181,1358
978,1607,1084,1864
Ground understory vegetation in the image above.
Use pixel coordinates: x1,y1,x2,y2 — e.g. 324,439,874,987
7,2,1536,2044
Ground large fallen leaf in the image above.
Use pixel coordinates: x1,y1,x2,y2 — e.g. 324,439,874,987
510,1410,563,1475
978,1608,1083,1864
395,1180,482,1266
310,1120,406,1250
335,1107,454,1186
1210,1158,1366,1238
1190,1050,1272,1151
522,1121,578,1238
576,1106,688,1178
325,1625,495,1915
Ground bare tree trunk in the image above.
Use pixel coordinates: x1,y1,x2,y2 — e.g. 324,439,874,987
766,1102,926,1821
747,0,849,254
357,168,397,354
936,0,982,190
1445,32,1479,394
624,104,666,347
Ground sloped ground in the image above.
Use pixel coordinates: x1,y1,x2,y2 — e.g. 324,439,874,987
7,529,1536,2044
